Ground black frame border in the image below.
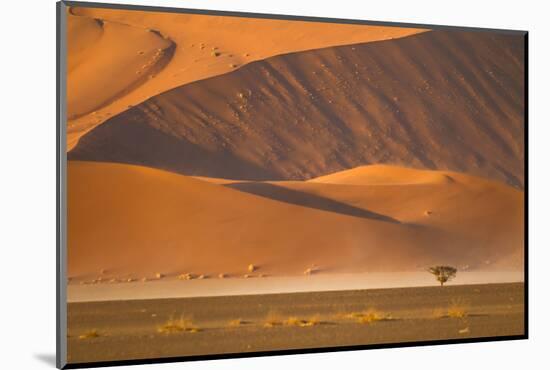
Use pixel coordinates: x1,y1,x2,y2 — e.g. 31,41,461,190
56,1,529,368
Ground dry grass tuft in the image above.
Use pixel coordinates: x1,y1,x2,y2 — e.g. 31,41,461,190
264,312,322,328
157,315,200,334
434,299,469,319
284,317,302,326
307,314,322,326
344,312,364,319
177,273,195,280
228,318,246,327
263,310,282,328
345,309,392,324
78,329,101,339
284,315,322,327
447,301,468,318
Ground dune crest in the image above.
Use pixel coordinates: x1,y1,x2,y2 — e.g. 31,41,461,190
66,6,426,150
67,10,175,123
69,30,524,188
310,165,456,185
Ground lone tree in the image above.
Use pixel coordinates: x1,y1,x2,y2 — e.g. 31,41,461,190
428,265,457,286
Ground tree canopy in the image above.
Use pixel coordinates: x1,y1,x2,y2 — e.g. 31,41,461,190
428,265,457,286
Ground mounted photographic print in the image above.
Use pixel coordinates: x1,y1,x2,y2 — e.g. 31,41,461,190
56,1,527,368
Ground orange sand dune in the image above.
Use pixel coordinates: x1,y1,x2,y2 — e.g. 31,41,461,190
68,161,523,279
229,165,524,266
310,164,456,185
67,11,174,121
69,30,525,188
67,6,425,150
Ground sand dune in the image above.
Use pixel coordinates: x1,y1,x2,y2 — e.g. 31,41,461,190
67,10,174,121
68,161,523,280
234,166,524,263
310,164,456,185
67,6,425,150
69,30,525,187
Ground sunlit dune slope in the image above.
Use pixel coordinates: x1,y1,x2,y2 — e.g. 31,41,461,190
232,165,524,267
67,10,174,121
310,164,456,185
68,161,523,278
69,30,525,188
67,6,425,150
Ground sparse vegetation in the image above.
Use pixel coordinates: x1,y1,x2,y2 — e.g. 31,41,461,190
284,317,302,326
78,329,101,339
434,299,469,319
428,265,457,286
307,314,322,326
178,273,195,280
345,309,392,324
284,316,321,327
157,315,200,334
447,299,468,318
228,318,246,327
263,310,282,327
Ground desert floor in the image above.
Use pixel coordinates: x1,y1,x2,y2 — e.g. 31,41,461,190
67,282,524,364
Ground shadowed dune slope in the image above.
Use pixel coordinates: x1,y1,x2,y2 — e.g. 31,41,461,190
69,30,525,187
67,6,425,150
68,161,523,278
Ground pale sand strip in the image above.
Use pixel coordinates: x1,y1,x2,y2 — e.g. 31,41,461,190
68,271,523,302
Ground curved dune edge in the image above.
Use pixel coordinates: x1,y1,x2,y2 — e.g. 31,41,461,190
66,5,427,150
69,29,525,188
67,10,175,121
67,161,523,281
309,164,457,185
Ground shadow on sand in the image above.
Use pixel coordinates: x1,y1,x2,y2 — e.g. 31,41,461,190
227,182,400,224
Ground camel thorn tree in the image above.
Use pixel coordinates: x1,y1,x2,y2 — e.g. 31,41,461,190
428,265,457,286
